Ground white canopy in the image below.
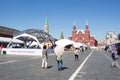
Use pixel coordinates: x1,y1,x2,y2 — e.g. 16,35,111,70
29,41,38,47
73,42,84,48
55,39,75,47
0,37,24,43
7,33,41,48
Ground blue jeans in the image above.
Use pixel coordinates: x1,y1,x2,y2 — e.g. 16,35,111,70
57,60,63,70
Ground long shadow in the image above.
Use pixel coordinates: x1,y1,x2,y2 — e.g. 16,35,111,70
47,66,53,69
61,67,69,70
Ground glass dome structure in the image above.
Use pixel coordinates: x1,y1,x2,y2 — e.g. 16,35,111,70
14,29,55,43
7,29,55,48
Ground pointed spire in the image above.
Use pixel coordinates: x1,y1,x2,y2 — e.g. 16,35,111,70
73,21,76,25
45,16,48,25
44,16,49,33
86,20,88,25
85,20,88,29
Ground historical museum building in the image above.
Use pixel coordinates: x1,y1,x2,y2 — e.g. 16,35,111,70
68,21,97,46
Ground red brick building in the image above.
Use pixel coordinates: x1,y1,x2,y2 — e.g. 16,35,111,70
68,21,97,46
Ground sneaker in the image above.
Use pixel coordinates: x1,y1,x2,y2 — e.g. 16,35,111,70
42,67,45,69
45,67,48,69
58,68,62,71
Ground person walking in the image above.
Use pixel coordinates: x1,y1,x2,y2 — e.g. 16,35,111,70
56,54,63,71
111,48,118,68
42,45,48,69
54,45,64,71
74,48,80,61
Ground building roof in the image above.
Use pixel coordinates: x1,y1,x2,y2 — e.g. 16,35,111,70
90,35,94,37
0,37,24,43
0,26,19,32
77,29,85,34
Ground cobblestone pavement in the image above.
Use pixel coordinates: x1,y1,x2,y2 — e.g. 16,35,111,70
73,50,120,80
0,50,120,80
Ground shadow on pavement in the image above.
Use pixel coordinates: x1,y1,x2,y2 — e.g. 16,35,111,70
61,67,69,70
47,66,53,69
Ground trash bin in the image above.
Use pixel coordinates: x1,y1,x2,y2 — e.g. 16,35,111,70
3,51,6,55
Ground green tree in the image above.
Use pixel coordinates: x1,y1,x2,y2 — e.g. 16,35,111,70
118,34,120,40
60,32,64,39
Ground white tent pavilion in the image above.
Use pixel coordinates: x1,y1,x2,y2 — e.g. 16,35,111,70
1,29,55,56
55,39,75,47
7,33,41,48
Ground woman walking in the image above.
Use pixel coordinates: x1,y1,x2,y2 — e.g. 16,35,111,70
74,48,80,61
111,48,118,68
42,45,48,69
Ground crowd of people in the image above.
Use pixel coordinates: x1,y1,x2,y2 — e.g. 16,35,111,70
41,44,88,71
41,43,120,71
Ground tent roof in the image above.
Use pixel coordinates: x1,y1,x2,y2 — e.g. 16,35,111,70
0,37,24,43
55,39,75,47
13,33,38,42
7,33,41,48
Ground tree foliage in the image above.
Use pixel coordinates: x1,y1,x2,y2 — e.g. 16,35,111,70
60,32,64,39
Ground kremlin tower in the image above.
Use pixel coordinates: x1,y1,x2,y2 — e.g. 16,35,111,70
44,16,49,33
84,20,90,43
43,16,49,48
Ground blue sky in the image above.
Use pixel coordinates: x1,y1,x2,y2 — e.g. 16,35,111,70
0,0,120,41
